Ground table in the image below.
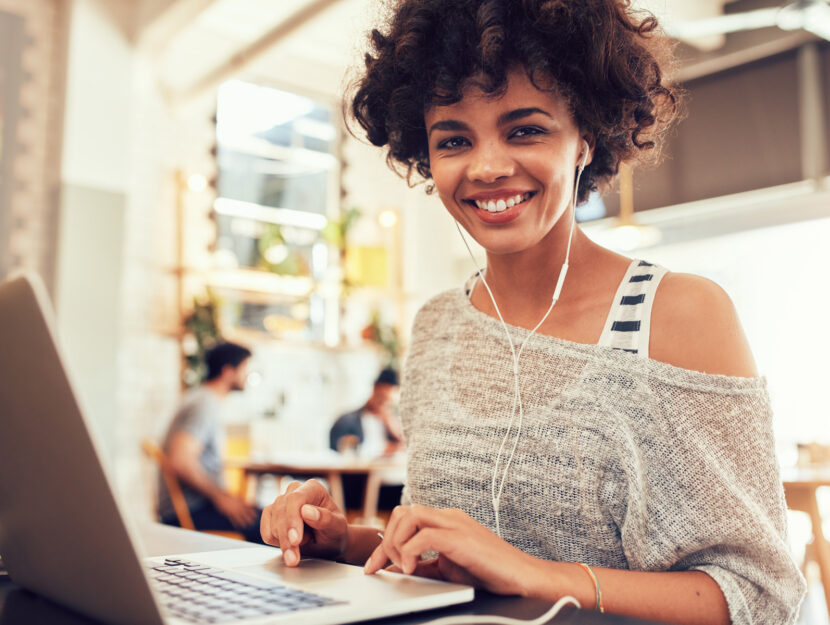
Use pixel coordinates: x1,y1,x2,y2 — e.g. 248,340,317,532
235,455,405,523
0,523,668,624
782,465,830,617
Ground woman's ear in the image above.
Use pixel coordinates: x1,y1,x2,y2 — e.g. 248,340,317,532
580,135,595,168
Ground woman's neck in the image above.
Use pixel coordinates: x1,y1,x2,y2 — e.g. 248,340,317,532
473,227,622,332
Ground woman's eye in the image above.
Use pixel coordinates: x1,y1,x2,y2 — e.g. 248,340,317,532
437,136,469,150
511,126,545,139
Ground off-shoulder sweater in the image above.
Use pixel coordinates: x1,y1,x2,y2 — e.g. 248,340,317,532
399,287,806,624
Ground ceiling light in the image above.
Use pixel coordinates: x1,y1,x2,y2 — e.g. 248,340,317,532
187,174,208,192
378,210,399,229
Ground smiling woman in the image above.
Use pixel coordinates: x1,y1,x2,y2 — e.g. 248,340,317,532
259,2,807,624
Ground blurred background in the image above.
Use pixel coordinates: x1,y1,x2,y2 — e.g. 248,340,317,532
0,0,828,621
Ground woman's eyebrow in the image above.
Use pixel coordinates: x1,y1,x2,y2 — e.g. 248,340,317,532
498,107,554,124
427,120,470,137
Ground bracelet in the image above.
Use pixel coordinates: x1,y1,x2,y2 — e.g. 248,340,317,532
575,562,604,612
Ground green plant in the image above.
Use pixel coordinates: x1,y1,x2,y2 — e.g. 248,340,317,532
257,224,308,276
321,207,361,253
182,292,223,387
361,309,401,370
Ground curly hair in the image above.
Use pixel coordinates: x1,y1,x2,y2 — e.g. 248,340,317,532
349,0,682,202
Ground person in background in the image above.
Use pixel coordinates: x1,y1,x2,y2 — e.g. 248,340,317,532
329,367,403,459
329,367,404,516
158,341,264,543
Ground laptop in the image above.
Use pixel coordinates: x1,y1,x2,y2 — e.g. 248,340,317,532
0,274,474,625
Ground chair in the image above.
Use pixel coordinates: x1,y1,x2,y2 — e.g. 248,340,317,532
141,439,244,541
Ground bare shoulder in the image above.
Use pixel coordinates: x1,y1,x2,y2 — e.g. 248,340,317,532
650,272,758,377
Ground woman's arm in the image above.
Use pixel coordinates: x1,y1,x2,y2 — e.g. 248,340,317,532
364,505,730,625
529,560,729,625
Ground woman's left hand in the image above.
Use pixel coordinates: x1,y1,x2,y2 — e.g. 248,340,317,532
363,504,539,596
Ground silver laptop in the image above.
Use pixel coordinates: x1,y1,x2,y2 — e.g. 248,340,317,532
0,274,473,625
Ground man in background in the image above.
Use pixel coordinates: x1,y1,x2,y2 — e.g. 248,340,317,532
158,341,263,542
329,367,402,458
330,368,404,516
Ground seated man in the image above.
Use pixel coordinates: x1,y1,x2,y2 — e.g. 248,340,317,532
157,342,263,543
329,368,404,514
329,367,402,458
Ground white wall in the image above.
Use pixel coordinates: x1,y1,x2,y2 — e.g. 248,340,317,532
642,217,830,451
56,0,135,456
60,0,134,193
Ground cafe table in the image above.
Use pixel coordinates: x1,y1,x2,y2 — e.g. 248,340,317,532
229,453,406,523
781,465,830,617
0,523,669,624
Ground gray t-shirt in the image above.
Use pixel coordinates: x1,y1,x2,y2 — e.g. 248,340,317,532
157,387,225,520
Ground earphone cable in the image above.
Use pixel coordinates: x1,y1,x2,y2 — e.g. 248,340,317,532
455,144,587,538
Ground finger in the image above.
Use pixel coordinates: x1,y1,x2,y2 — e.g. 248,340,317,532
378,505,406,566
385,505,452,569
260,508,275,545
271,491,298,566
300,504,338,531
399,528,446,575
386,510,423,567
364,542,390,575
279,480,330,566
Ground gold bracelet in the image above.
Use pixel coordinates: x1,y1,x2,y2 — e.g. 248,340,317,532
575,562,604,612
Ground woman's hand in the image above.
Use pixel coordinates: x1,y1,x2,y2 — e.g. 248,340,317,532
364,504,538,596
260,479,348,566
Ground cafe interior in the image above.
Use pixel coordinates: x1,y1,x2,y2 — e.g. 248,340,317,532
1,0,830,622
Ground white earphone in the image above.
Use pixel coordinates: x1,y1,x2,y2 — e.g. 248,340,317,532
455,140,589,538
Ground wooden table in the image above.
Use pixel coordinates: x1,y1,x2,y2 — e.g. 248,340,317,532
782,465,830,616
234,456,406,523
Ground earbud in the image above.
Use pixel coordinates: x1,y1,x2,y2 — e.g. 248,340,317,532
578,139,590,172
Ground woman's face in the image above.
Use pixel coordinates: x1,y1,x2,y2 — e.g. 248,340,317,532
425,68,590,257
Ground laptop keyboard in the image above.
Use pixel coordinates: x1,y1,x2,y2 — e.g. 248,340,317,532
147,557,344,623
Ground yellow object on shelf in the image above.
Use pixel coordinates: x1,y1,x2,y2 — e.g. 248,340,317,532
345,245,388,288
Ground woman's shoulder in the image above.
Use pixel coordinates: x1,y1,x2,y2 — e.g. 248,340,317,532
412,287,466,324
649,272,758,378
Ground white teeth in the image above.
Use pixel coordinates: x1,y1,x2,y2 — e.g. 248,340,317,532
474,193,531,212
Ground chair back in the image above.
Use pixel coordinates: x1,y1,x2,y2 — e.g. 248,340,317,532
140,439,196,530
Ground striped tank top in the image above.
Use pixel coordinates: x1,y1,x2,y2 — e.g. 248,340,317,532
465,258,667,358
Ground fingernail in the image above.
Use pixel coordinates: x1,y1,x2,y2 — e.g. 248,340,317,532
288,528,299,544
284,549,297,566
301,505,320,521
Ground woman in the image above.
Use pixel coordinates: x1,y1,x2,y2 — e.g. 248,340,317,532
260,1,805,623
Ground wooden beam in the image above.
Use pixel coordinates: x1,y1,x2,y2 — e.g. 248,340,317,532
137,0,217,58
172,0,345,104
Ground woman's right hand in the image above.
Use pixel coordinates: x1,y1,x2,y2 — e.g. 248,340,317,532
260,479,349,566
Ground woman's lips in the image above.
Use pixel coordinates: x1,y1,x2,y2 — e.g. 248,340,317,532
463,191,536,224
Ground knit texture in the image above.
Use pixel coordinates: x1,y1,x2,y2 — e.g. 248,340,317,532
400,287,806,625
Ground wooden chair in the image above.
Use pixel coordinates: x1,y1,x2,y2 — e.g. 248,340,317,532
141,439,244,541
789,442,830,617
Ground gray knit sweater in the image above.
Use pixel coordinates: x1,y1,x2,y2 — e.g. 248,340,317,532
400,287,806,624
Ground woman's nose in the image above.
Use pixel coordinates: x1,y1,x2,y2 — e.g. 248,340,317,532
466,142,515,183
